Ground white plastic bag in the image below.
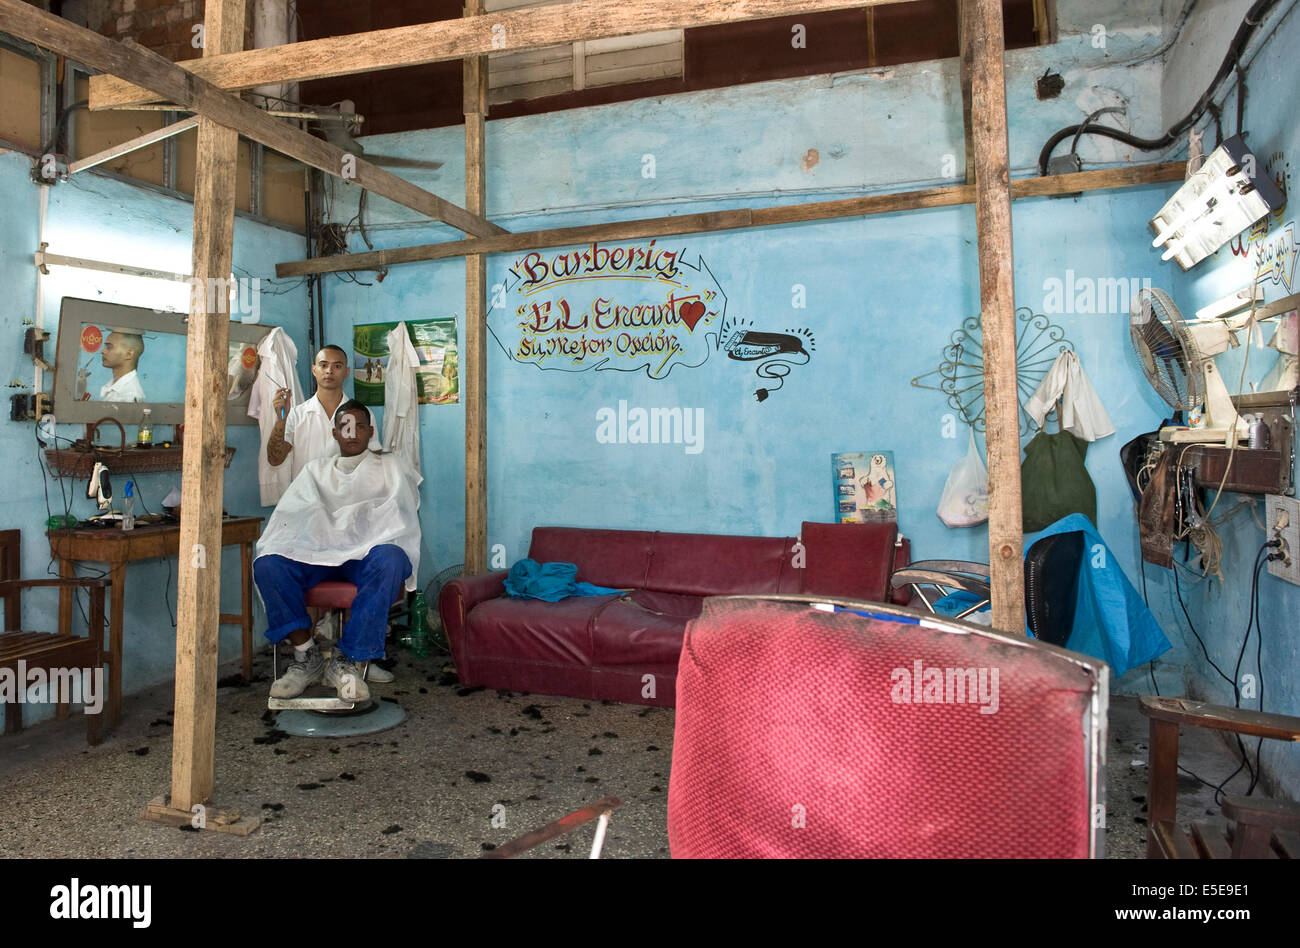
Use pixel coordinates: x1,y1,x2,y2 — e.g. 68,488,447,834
937,429,990,527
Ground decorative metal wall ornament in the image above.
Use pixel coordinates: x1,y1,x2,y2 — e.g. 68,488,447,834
911,307,1074,437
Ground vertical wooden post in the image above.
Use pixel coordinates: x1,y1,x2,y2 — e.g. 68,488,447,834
171,0,245,811
464,0,489,573
965,0,1025,633
958,8,975,184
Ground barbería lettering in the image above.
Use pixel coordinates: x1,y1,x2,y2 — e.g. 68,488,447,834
515,240,682,289
889,660,999,714
49,878,151,928
0,661,104,714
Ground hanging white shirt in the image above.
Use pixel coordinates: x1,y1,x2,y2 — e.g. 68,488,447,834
1024,350,1115,442
247,327,304,507
255,451,423,592
100,370,145,402
382,322,422,475
282,392,382,481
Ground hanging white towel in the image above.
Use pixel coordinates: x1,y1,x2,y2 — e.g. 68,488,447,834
1023,349,1115,442
247,326,304,506
382,322,422,475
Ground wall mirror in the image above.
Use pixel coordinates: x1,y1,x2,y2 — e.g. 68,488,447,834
52,297,272,426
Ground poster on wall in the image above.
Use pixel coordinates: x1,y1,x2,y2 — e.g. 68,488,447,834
832,451,898,524
352,319,459,407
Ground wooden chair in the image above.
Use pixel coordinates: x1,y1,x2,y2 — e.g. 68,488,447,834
0,529,108,745
1140,695,1300,858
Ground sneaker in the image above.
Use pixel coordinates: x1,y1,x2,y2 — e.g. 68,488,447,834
325,653,371,702
366,663,395,684
270,642,326,699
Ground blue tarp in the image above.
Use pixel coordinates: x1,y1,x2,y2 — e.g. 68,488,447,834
1030,514,1171,677
504,559,624,602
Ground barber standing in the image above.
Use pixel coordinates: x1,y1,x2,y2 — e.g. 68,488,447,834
267,345,381,478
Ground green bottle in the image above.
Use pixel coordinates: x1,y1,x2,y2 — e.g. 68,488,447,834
409,592,429,658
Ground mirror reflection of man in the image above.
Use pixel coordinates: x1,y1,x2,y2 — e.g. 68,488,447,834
99,331,146,402
266,344,380,480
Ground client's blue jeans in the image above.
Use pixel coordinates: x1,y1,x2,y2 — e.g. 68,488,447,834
253,545,410,662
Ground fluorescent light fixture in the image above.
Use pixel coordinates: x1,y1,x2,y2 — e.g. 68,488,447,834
1195,285,1264,321
1150,135,1284,270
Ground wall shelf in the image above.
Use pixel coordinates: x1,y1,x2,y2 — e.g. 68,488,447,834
44,445,236,479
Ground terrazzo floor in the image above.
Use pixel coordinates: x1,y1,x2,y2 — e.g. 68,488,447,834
0,648,1253,859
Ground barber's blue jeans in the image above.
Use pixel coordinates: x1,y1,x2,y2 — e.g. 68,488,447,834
253,545,410,662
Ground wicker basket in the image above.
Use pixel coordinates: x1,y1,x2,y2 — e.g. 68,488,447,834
44,445,237,478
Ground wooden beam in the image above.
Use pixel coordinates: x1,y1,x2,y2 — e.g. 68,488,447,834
0,0,503,238
69,116,199,174
88,0,925,110
275,162,1186,277
170,0,243,814
966,0,1025,634
958,10,975,184
464,0,489,574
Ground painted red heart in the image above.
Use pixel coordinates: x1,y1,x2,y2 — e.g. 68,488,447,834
679,300,706,332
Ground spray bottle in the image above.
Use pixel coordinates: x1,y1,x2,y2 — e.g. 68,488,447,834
122,480,136,531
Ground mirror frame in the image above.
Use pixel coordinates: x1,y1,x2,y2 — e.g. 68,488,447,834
52,297,272,426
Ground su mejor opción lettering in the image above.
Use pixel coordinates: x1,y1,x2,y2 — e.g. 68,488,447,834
509,240,718,374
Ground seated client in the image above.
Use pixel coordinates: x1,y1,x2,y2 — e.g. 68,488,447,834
254,399,422,701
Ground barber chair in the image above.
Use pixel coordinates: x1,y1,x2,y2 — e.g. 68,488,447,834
269,581,409,737
889,531,1086,644
666,595,1108,857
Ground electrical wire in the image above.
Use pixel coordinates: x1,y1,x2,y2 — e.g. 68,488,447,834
1037,0,1284,175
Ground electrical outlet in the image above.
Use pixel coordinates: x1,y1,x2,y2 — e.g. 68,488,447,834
1266,495,1300,586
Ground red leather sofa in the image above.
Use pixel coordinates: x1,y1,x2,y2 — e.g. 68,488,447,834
438,522,910,707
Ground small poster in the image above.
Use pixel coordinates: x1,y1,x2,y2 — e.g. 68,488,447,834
352,318,459,407
832,451,898,523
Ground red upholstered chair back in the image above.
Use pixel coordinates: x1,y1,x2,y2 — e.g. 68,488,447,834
668,597,1107,858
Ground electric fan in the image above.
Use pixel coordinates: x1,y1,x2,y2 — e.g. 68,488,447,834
1129,287,1248,445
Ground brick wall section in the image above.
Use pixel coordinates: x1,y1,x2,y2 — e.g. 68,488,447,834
90,0,257,63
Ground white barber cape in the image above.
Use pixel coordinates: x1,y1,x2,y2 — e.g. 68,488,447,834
247,327,304,507
382,322,422,474
255,451,423,592
1023,349,1115,442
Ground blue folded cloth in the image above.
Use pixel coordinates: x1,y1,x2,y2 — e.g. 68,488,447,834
504,559,623,602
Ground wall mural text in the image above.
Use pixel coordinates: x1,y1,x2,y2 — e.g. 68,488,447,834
489,239,814,401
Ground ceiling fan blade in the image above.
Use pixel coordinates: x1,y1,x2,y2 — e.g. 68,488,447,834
363,154,445,171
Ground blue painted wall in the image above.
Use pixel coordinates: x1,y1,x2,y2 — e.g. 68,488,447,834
1155,0,1300,799
319,0,1199,705
0,149,309,729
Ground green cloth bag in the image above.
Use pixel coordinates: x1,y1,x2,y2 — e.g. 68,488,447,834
1020,430,1097,532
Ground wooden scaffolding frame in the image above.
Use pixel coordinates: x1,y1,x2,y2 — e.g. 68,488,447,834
0,0,1178,820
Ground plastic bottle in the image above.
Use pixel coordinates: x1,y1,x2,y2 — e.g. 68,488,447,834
408,591,429,658
137,409,154,449
122,481,136,531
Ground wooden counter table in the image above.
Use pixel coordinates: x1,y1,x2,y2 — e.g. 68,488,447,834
48,515,262,728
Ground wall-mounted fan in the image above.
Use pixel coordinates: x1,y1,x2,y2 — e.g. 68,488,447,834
1130,287,1248,445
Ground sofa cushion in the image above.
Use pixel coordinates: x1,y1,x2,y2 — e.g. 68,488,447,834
799,521,898,601
644,532,793,596
528,527,654,589
466,593,622,665
592,593,702,666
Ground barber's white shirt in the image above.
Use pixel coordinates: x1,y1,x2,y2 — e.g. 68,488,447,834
100,370,145,402
282,393,381,481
